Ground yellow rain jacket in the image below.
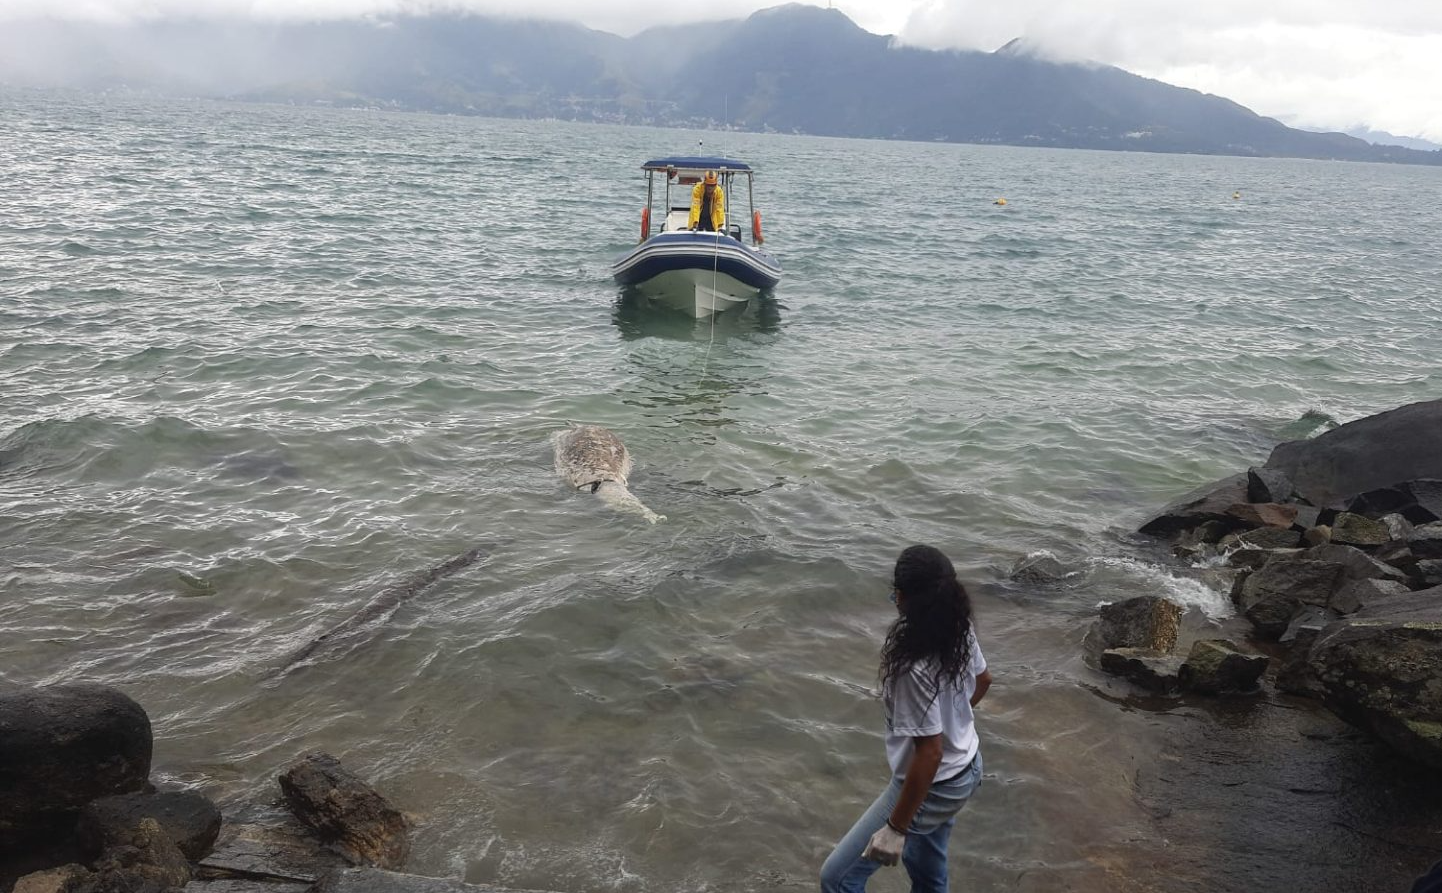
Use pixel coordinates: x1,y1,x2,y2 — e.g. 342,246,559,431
688,182,726,231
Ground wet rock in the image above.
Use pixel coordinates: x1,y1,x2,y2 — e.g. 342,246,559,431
1264,399,1442,507
1302,525,1332,546
1417,560,1442,587
1346,480,1442,524
0,684,152,845
74,817,192,893
1178,639,1269,694
1407,523,1442,560
1226,502,1299,530
77,791,223,862
1220,527,1303,552
198,820,348,884
319,866,565,893
1229,569,1252,607
1238,558,1345,639
1309,588,1442,768
1247,466,1296,504
1372,541,1422,579
1329,578,1410,615
1090,595,1182,652
1138,473,1248,539
1277,620,1328,699
1100,649,1183,694
1007,552,1075,586
279,752,411,870
1303,543,1409,584
1281,606,1337,643
13,865,89,893
1329,512,1390,547
1226,547,1286,571
1290,505,1322,532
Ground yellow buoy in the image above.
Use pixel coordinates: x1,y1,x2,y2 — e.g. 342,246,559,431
1232,191,1241,200
994,198,1007,206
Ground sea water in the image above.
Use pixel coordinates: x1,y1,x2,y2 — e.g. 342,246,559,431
3,90,1441,891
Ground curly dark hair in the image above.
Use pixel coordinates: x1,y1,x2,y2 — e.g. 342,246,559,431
879,544,975,692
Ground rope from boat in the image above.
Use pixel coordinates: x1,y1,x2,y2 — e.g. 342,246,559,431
701,226,721,376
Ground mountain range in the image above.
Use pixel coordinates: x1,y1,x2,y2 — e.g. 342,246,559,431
3,3,1438,166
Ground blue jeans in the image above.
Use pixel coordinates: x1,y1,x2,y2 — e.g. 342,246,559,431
819,754,983,893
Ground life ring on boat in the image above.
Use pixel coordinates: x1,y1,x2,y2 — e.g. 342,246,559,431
752,210,764,245
640,207,650,242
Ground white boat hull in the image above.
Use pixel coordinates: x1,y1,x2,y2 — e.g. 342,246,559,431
634,268,758,318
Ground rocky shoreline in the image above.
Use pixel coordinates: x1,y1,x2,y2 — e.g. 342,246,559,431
0,685,542,893
1093,398,1442,773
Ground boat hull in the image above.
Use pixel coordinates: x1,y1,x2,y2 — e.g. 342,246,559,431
612,232,782,318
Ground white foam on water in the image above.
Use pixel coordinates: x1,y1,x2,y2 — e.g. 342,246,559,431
1088,556,1234,619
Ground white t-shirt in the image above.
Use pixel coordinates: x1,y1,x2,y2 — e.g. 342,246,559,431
883,632,987,781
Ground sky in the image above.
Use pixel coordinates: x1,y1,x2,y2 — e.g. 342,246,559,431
5,0,1440,143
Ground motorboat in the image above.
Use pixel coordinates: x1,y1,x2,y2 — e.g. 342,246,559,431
611,156,782,318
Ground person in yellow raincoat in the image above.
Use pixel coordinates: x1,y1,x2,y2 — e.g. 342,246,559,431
689,170,726,232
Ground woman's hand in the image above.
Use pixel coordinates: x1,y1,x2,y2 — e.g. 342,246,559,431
862,823,906,865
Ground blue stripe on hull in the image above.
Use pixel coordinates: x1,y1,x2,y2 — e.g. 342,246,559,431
612,235,782,292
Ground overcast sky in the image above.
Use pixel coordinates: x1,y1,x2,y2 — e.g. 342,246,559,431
7,0,1441,142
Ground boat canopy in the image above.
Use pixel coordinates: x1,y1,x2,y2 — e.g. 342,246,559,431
643,156,753,173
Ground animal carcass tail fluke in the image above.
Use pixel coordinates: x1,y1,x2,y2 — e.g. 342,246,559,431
552,424,664,523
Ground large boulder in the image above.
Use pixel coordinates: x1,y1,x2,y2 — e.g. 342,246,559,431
71,817,191,893
1178,639,1269,694
1247,466,1296,504
0,684,152,845
1089,596,1182,652
1238,558,1345,639
1264,400,1442,508
1138,473,1248,538
1346,480,1442,524
77,791,222,862
1408,523,1442,560
1308,588,1442,768
279,753,412,870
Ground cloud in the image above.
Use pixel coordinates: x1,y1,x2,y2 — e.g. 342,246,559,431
897,0,1442,140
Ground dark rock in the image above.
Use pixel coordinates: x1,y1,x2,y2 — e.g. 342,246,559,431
1090,596,1182,652
1247,466,1295,504
1347,480,1442,524
1277,621,1328,699
1138,473,1248,538
1308,587,1442,768
1281,606,1337,643
1372,541,1421,578
319,866,565,893
1407,523,1442,560
1221,528,1303,552
1329,578,1410,615
74,818,191,893
1417,560,1442,587
199,821,348,884
1229,569,1252,606
1302,543,1409,583
1178,639,1269,693
0,684,152,845
1225,547,1293,572
77,792,223,863
1329,512,1390,547
12,865,90,893
1238,558,1345,639
1225,502,1299,530
1290,505,1322,531
1264,400,1442,507
1007,552,1076,586
279,752,411,870
1100,649,1183,693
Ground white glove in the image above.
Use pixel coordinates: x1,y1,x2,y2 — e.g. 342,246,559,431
862,823,906,866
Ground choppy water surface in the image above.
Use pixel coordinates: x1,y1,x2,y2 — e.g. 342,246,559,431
3,91,1442,891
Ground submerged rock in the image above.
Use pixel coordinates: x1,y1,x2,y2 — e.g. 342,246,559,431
1090,595,1182,652
0,684,152,845
1309,588,1442,768
1178,639,1268,694
279,752,412,870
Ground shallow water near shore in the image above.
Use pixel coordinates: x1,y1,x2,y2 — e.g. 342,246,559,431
3,90,1442,891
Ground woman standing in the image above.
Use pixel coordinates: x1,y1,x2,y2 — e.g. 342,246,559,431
820,545,993,893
